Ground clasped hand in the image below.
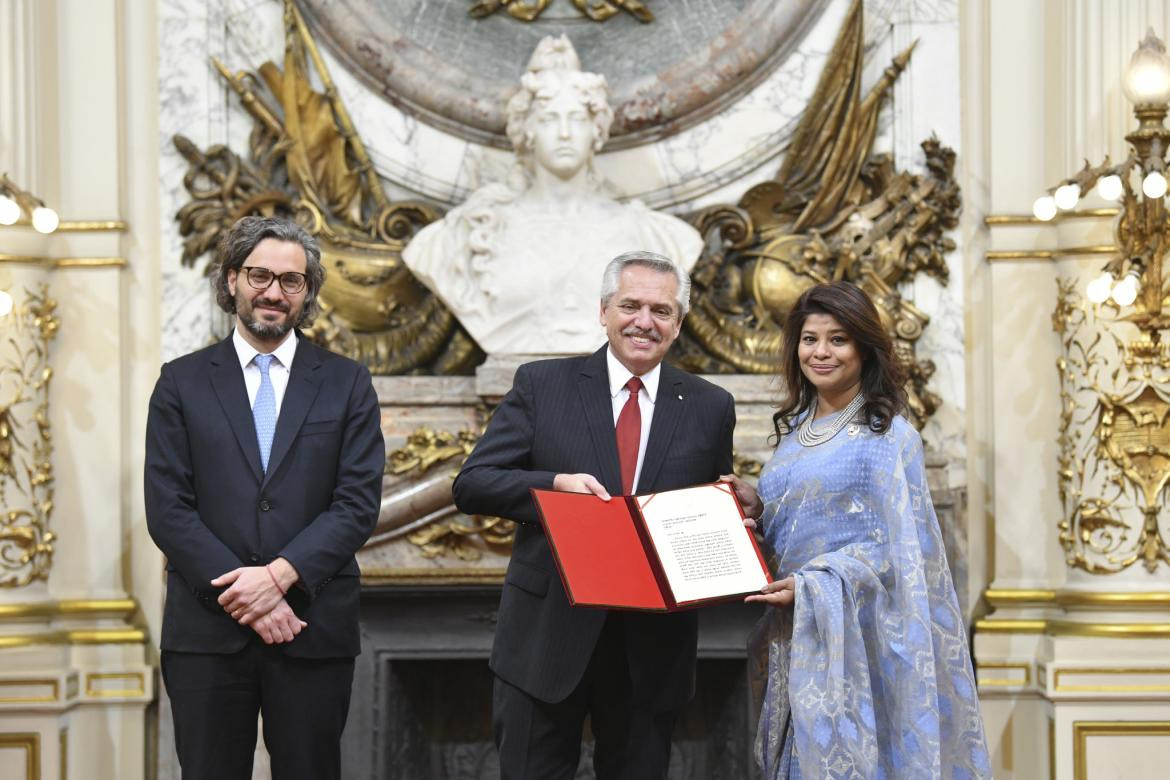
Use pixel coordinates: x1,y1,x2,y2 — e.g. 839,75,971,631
211,560,306,645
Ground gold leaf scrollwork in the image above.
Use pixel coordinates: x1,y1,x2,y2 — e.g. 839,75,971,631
0,286,59,588
381,427,516,561
407,516,516,562
174,0,482,376
388,428,480,476
1055,277,1170,573
469,0,653,23
674,0,955,431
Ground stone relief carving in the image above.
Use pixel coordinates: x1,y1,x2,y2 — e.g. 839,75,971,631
295,0,831,149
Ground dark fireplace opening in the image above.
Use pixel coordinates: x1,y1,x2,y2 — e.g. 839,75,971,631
343,587,763,779
378,657,757,779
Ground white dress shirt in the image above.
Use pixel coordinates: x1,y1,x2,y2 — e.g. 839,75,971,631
232,327,298,417
605,347,660,494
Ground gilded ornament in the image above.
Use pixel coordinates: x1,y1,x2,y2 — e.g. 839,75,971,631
1055,277,1170,573
468,0,653,23
376,426,516,561
0,286,59,588
174,0,481,376
674,0,955,430
387,428,480,476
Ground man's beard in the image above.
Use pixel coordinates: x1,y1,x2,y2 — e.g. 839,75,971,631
237,290,302,341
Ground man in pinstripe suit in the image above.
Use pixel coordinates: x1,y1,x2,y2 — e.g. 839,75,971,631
454,250,736,779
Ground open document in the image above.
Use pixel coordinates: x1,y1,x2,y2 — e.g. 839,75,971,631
531,482,771,611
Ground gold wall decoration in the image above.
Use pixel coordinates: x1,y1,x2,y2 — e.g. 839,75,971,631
376,426,515,561
469,0,653,23
174,0,481,375
672,0,957,429
175,0,952,425
0,285,58,588
1055,278,1170,573
387,428,479,476
1041,32,1170,576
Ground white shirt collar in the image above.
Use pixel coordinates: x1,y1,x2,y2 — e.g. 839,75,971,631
232,326,298,372
605,346,660,402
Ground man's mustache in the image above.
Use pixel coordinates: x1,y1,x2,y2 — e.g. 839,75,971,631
621,326,661,342
251,297,290,313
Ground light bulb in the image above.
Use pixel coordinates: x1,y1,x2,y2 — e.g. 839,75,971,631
1124,29,1170,106
0,291,13,318
0,195,19,225
1054,183,1081,209
1086,271,1115,303
1096,174,1124,201
1111,274,1140,306
1143,170,1168,198
1032,195,1057,221
30,206,58,234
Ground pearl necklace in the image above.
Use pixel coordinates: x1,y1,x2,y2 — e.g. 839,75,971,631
797,393,867,447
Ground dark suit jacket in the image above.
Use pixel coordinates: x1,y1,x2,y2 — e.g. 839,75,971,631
144,333,385,659
452,347,735,709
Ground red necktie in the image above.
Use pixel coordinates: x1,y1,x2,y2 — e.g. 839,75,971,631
616,377,643,495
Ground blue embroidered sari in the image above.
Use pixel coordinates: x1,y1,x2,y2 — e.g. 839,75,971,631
750,414,991,779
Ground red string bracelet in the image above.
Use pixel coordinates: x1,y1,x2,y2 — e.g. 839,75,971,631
265,564,287,596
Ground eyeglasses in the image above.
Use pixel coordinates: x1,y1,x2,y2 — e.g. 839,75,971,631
240,265,308,295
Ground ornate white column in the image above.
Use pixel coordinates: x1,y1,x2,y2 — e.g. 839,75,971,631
971,2,1170,778
0,2,159,779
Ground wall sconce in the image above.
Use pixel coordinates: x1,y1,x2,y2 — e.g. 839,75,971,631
1034,28,1170,332
0,173,58,234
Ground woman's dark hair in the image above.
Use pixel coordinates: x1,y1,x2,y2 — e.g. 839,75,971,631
772,281,906,441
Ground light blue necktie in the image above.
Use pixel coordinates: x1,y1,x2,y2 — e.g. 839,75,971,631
252,354,277,472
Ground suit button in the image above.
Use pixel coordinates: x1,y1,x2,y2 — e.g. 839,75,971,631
250,554,260,563
259,499,271,511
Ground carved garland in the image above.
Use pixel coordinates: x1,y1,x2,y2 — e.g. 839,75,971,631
0,286,59,587
1055,279,1170,573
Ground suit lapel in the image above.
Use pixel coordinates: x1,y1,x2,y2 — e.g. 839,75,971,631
209,336,264,482
263,335,324,487
637,366,684,493
578,348,622,495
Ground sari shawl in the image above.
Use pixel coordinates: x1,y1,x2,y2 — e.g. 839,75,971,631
751,415,990,779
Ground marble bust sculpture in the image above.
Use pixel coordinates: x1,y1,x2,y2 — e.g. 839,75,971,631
402,35,703,356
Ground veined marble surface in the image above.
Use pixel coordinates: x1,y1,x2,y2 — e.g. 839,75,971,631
158,0,965,474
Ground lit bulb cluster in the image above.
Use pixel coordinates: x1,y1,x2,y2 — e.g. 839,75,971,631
1085,271,1141,306
1032,170,1161,222
0,174,58,233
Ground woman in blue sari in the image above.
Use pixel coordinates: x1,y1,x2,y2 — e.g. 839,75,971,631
723,282,990,779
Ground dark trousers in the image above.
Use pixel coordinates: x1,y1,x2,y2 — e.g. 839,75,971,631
492,612,678,780
161,642,355,780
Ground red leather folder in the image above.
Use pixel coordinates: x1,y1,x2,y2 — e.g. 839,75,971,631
530,483,772,612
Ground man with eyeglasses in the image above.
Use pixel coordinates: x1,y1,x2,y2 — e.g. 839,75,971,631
145,216,385,780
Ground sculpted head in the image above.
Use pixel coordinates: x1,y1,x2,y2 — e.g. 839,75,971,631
505,35,614,180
